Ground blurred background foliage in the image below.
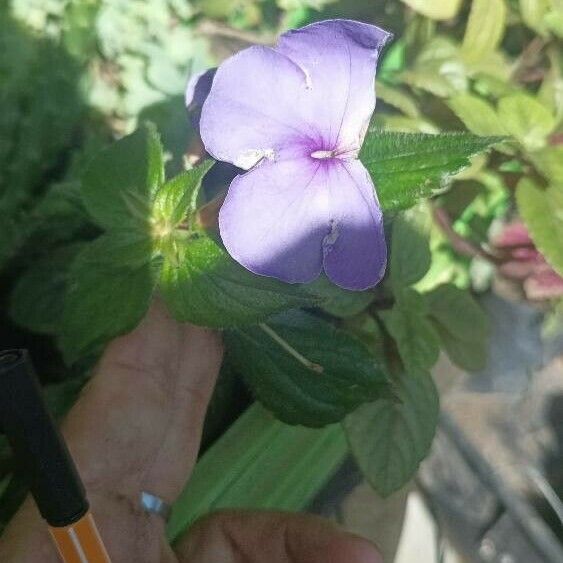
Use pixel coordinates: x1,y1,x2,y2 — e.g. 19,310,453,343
1,0,563,532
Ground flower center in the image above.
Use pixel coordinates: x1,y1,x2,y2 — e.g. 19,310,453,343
310,149,335,159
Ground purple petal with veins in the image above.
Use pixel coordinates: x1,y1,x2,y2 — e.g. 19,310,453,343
198,19,391,290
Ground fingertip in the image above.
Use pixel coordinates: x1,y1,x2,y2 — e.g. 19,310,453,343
325,532,384,563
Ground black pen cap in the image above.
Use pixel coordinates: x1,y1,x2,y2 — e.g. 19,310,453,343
0,349,88,527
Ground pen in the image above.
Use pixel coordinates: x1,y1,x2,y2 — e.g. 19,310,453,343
0,349,111,562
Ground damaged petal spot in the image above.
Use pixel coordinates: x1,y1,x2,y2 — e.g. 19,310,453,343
234,148,276,170
323,219,340,254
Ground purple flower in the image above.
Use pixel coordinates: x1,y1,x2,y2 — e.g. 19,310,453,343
195,20,391,290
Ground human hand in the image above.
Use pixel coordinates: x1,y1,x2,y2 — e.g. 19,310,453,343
0,301,383,562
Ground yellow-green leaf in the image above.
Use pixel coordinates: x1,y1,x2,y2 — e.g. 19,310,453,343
517,179,563,277
497,93,555,151
448,94,508,136
462,0,507,64
400,0,463,21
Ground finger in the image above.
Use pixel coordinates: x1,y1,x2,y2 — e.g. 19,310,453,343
64,299,224,503
174,510,384,563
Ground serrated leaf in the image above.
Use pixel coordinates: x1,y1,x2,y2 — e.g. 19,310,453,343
462,0,507,64
517,179,563,277
400,0,462,20
226,311,390,427
497,94,555,151
382,289,441,376
448,94,508,136
159,233,314,327
152,160,213,227
59,235,158,363
9,244,85,335
344,371,439,497
360,131,503,211
81,124,164,231
425,284,489,371
390,213,431,289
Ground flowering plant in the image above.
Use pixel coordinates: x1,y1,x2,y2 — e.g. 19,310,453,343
4,8,501,505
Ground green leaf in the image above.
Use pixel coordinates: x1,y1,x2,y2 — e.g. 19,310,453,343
306,276,375,318
159,233,313,327
400,0,462,20
425,284,489,371
9,244,84,334
167,404,347,542
344,371,439,497
360,131,503,211
497,94,555,151
517,179,563,277
152,160,213,228
375,81,420,118
462,0,507,64
390,212,431,289
447,94,508,136
519,0,551,35
59,234,158,363
529,146,563,184
81,124,164,231
226,311,390,427
381,289,441,376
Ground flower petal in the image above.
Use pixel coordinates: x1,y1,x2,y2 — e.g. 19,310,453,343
185,68,216,130
200,46,320,169
277,19,391,151
219,158,330,284
322,160,387,290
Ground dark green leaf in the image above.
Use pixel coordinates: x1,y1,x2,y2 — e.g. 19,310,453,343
360,131,504,211
344,370,439,496
9,244,84,334
390,213,431,289
59,235,158,363
381,289,441,376
226,311,390,427
159,233,313,327
306,276,375,318
81,124,164,231
425,284,489,371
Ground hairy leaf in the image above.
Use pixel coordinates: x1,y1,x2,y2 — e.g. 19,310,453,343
361,131,503,211
159,233,314,327
81,124,164,231
345,371,439,496
226,311,390,427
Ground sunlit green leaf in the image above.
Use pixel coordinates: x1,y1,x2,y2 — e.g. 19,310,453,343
400,0,462,20
517,179,563,277
361,131,504,211
462,0,507,64
497,93,555,151
159,232,313,327
448,94,508,136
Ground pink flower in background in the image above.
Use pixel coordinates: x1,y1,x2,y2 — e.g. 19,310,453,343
189,20,391,290
493,220,563,300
